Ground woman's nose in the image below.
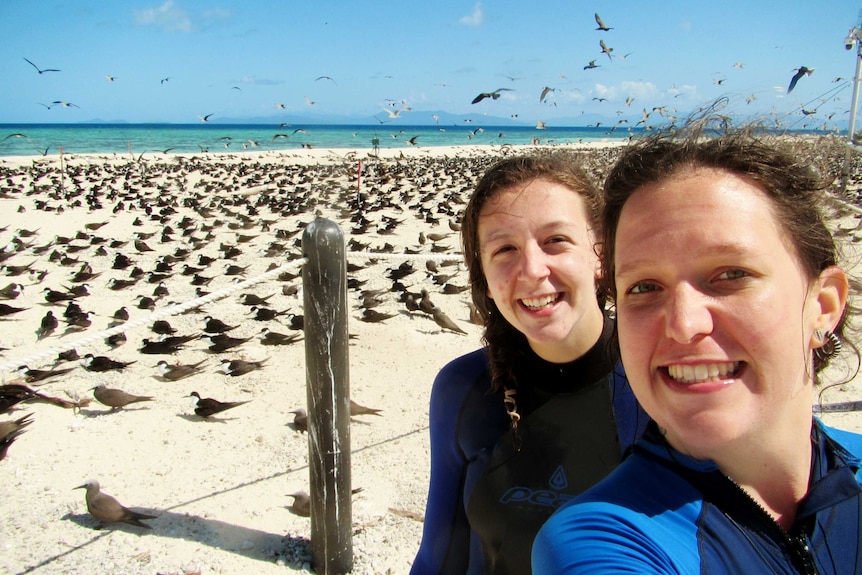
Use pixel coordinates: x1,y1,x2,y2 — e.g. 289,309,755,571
664,284,713,343
519,244,550,282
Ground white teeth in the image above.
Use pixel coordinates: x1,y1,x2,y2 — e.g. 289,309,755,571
667,362,739,383
521,294,558,310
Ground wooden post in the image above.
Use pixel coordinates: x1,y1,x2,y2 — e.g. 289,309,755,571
301,217,352,574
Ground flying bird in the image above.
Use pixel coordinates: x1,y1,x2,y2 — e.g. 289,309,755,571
594,13,613,31
600,39,614,61
105,74,115,82
787,66,814,93
315,76,337,84
52,101,79,108
471,88,514,104
584,60,599,70
198,113,214,122
539,86,556,103
24,58,60,74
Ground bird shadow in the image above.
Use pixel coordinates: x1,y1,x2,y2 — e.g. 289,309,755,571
176,413,238,423
58,509,310,565
77,406,150,417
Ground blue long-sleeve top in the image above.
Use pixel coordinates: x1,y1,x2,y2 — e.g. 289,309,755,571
532,419,862,575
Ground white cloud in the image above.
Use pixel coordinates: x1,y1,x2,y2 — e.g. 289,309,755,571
135,0,192,32
459,3,484,27
620,80,659,100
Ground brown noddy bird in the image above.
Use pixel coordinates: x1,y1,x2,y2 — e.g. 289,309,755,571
287,487,363,517
189,391,249,418
287,490,311,517
431,306,468,335
92,384,153,409
289,408,308,432
350,399,383,417
75,479,156,529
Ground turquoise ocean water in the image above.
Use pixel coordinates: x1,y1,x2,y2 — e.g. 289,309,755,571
0,123,641,157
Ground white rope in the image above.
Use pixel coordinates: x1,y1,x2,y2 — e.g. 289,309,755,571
346,251,463,263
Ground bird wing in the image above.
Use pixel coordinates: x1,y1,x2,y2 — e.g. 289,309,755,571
595,13,609,29
471,93,489,104
787,67,812,93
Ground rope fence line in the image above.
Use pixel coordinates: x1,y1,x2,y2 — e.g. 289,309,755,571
0,248,467,375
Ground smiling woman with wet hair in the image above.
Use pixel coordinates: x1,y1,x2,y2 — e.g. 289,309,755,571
533,122,862,575
412,152,648,575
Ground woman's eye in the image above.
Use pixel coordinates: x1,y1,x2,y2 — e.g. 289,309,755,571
627,282,658,295
716,269,748,281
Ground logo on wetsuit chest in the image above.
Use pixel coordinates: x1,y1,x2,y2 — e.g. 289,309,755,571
498,465,573,509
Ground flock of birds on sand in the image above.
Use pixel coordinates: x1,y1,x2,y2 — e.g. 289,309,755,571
0,148,554,530
14,11,837,157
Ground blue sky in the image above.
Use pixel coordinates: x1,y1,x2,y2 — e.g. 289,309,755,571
1,1,860,129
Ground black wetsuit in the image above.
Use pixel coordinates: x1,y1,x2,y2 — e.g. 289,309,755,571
411,319,649,574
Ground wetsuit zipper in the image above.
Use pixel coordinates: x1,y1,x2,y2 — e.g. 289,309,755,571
724,475,818,575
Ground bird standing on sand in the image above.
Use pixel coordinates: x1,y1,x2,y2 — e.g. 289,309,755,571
287,491,311,517
258,327,302,346
188,391,249,418
0,282,24,299
92,384,153,409
75,479,156,529
290,408,308,432
220,357,268,377
787,66,814,93
0,303,28,317
17,365,75,384
431,306,468,335
203,333,250,353
36,310,58,340
82,354,135,372
155,359,207,382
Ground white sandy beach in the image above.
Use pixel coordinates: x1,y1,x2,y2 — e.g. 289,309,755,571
0,140,860,575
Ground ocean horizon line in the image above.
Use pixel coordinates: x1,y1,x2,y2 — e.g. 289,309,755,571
0,122,840,158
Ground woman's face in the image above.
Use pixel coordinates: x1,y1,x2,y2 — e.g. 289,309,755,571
478,179,605,363
613,167,842,459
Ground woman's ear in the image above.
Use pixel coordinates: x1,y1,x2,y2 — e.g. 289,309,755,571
812,266,849,334
593,241,604,280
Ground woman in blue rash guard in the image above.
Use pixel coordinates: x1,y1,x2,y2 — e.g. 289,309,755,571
532,123,862,574
411,152,648,575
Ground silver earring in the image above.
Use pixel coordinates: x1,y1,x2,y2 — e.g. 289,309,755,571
814,330,842,362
